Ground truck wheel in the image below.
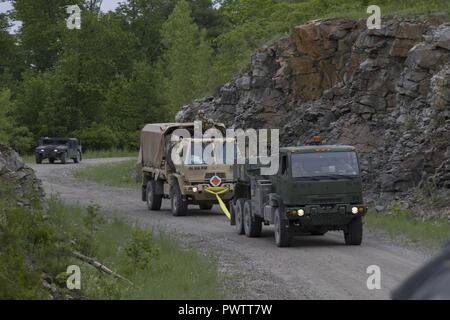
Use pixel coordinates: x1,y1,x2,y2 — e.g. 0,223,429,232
235,199,245,235
344,217,363,245
60,152,67,164
170,184,187,216
199,203,213,210
243,200,262,237
274,208,291,247
35,155,42,164
49,158,55,164
146,181,162,211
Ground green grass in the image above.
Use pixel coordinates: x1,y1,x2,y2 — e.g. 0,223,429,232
365,206,450,248
49,199,222,300
73,160,140,188
0,195,222,299
82,149,138,160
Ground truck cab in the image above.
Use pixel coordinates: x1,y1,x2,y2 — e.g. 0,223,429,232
232,143,366,247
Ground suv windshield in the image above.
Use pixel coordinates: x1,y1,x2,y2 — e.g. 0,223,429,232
41,139,68,146
291,151,359,178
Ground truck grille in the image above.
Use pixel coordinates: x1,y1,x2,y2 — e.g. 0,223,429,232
311,198,340,204
205,173,226,180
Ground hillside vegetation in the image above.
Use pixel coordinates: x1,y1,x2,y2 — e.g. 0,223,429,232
1,0,449,154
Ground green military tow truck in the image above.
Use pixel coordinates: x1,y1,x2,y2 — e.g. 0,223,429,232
230,140,367,247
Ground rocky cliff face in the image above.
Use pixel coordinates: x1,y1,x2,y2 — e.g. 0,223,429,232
0,143,45,207
176,15,450,212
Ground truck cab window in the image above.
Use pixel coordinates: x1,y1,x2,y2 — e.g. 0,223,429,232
281,155,287,175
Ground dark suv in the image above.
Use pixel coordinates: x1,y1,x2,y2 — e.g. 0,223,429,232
35,137,82,164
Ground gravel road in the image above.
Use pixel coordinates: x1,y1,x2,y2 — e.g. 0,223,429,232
30,158,432,300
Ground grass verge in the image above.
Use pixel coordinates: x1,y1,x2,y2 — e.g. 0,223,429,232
0,196,222,299
73,159,140,188
365,206,450,248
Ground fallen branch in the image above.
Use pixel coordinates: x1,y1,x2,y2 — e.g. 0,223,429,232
73,250,134,286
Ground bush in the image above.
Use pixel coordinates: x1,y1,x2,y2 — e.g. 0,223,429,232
74,123,119,151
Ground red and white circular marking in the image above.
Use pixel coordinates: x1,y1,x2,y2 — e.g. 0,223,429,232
209,175,222,187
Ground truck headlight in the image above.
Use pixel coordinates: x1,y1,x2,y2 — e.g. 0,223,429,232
192,187,198,193
54,149,58,152
352,207,358,214
297,209,305,217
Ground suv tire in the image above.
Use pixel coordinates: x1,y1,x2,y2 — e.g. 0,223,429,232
73,151,81,164
60,152,67,164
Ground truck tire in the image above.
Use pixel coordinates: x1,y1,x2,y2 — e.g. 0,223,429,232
49,158,55,164
146,181,162,211
274,208,291,247
36,155,42,164
60,152,67,164
344,217,363,245
170,184,187,216
243,200,262,237
199,203,213,210
235,199,245,235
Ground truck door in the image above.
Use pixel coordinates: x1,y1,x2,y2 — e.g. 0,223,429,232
273,154,290,197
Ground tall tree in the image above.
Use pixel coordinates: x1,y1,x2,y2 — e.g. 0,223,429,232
0,13,23,84
159,0,213,115
117,0,227,62
12,0,85,71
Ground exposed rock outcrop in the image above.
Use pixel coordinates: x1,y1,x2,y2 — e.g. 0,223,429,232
0,143,45,207
177,15,450,211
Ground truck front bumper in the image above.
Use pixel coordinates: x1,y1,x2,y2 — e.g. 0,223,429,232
286,204,367,227
36,151,62,159
183,183,235,201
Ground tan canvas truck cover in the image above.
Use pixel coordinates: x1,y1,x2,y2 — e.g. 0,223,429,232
139,123,194,167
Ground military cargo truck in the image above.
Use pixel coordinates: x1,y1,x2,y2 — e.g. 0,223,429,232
230,143,367,247
139,123,236,216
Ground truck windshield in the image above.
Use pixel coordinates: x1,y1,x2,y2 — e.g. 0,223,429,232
189,142,235,165
291,152,360,178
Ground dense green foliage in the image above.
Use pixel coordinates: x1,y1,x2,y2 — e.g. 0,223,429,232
0,0,449,153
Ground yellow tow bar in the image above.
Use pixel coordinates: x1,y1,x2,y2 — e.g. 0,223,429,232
204,187,231,220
